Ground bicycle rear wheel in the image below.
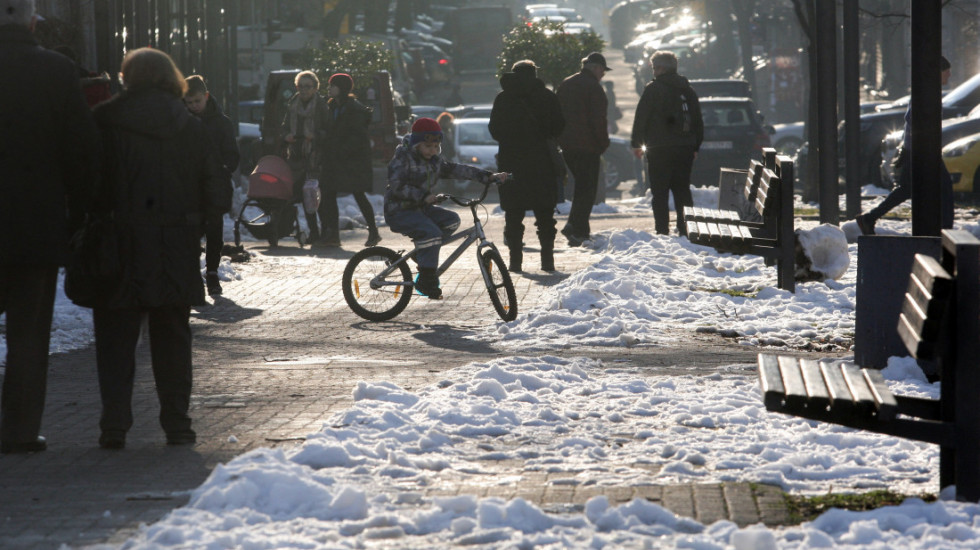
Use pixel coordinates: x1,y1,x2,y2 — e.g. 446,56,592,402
343,247,413,321
480,249,517,321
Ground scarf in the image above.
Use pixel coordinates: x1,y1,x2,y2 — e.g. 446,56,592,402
288,96,318,164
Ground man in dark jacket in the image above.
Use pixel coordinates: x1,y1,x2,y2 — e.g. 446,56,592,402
489,60,565,272
0,0,100,454
556,52,611,247
184,75,240,296
631,50,704,237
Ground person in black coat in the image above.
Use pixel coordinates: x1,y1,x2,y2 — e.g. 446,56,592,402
631,50,704,236
90,48,230,450
0,0,100,454
489,60,565,272
184,75,240,296
317,73,380,248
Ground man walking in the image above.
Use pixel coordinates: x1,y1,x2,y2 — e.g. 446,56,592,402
556,52,611,247
0,0,99,453
631,50,703,236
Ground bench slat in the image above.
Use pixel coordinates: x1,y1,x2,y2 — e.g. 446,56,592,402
799,359,830,411
840,364,877,416
777,355,808,409
897,254,953,360
758,354,786,410
820,361,856,413
862,369,898,421
910,254,953,300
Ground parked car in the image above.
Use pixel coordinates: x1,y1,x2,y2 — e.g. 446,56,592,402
944,131,980,194
879,103,980,188
450,117,497,192
238,100,265,124
690,79,752,99
691,97,773,186
452,117,496,170
770,121,804,155
841,70,980,187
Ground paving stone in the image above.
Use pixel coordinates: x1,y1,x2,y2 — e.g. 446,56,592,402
0,208,820,547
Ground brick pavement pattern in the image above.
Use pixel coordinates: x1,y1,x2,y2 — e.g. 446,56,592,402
0,206,801,549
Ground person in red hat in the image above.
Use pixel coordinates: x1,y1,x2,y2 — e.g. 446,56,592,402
317,72,381,247
383,118,508,299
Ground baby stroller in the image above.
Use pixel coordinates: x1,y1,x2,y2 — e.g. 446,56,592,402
234,155,306,248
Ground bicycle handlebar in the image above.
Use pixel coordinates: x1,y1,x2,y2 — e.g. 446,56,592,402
436,173,513,207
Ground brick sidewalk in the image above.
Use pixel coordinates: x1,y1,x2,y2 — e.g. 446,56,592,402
0,208,806,549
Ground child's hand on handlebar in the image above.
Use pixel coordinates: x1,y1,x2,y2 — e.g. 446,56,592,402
491,172,511,184
424,193,448,205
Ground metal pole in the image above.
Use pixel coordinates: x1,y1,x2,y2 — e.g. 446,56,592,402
909,1,943,236
815,0,839,224
843,0,860,220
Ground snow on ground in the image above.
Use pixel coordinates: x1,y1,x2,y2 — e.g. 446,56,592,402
111,355,979,549
9,189,980,549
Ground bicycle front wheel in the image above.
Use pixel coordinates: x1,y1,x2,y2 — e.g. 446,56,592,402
343,247,413,321
480,249,517,321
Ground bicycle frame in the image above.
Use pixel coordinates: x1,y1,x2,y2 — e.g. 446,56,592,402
368,187,500,291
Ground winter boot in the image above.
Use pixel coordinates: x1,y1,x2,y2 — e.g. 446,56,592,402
415,267,442,299
206,271,222,296
365,226,382,247
508,247,523,273
540,247,555,272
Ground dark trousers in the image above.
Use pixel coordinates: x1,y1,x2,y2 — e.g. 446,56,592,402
319,187,378,238
865,163,954,229
93,305,193,436
562,151,601,238
385,205,460,269
647,146,695,235
0,266,58,444
204,211,223,272
504,207,557,250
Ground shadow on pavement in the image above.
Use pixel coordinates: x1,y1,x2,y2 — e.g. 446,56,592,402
412,323,499,354
193,296,263,323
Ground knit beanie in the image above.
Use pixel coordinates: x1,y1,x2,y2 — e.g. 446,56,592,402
328,73,354,96
409,117,443,147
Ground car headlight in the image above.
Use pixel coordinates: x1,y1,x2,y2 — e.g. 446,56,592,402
943,136,979,158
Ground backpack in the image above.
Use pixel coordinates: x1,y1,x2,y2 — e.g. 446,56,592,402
663,85,693,136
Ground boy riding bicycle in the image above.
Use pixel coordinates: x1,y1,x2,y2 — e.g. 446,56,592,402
384,117,508,299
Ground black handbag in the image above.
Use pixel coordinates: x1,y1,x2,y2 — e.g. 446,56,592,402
64,214,124,307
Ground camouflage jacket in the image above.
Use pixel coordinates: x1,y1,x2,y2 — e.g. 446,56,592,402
384,137,493,216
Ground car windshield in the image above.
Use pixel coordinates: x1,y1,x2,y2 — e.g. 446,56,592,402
701,104,754,127
457,122,496,146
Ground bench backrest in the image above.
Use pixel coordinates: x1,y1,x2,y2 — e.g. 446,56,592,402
742,160,765,202
753,168,781,218
897,254,953,361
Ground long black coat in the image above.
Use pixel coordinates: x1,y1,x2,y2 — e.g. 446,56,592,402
93,89,229,308
0,25,100,267
320,96,373,194
489,72,565,212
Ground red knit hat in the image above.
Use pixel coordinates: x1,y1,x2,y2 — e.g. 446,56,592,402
410,117,443,146
328,73,353,95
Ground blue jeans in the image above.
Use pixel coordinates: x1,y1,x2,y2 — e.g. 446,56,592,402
385,205,460,268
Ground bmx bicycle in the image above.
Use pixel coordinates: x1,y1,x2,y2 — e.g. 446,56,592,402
342,178,517,322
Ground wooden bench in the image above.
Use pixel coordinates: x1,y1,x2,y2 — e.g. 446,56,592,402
759,229,980,501
685,159,765,225
685,150,796,292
